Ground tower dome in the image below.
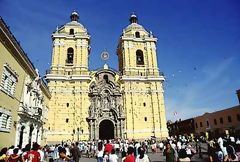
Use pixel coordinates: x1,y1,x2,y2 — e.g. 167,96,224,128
129,13,138,24
70,11,79,22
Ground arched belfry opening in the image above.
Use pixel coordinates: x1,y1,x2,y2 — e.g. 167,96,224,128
87,69,125,140
136,50,144,65
66,48,74,64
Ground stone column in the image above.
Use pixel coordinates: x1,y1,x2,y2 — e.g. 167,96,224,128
122,120,126,139
22,122,30,147
37,127,42,144
94,121,97,140
90,120,93,140
119,120,123,139
14,122,21,147
114,121,117,139
117,120,121,138
31,124,38,143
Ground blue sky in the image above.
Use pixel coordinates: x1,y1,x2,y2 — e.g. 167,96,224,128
1,0,240,121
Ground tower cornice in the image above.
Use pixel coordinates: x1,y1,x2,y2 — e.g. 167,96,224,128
120,36,157,42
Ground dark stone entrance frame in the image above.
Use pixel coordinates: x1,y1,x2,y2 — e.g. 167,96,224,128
87,68,125,140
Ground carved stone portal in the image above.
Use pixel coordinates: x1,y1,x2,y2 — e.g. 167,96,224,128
87,69,125,140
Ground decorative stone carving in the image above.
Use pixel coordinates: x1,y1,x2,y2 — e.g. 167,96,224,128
87,69,125,139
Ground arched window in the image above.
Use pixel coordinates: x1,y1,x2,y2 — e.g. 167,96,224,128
103,75,109,83
67,48,74,64
70,29,74,35
136,50,144,65
135,31,140,38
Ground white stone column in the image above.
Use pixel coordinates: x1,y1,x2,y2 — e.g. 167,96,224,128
22,122,30,147
14,122,22,147
31,124,38,143
23,84,30,108
37,127,42,145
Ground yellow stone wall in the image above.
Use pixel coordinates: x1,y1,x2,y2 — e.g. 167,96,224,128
1,25,51,147
122,81,168,139
47,80,90,142
41,84,51,145
0,41,27,147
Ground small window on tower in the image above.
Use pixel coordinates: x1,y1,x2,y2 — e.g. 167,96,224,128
135,32,140,38
67,103,69,107
70,29,74,35
66,118,69,123
144,117,147,121
136,50,144,65
143,102,146,107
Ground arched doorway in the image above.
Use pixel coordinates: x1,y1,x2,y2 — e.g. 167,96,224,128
99,120,114,139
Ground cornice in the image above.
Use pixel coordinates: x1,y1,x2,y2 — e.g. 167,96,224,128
0,17,37,78
46,74,91,81
120,76,165,82
121,36,157,42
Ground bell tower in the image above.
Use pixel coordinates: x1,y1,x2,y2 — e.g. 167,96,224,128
46,11,91,142
50,11,90,76
117,13,159,77
117,14,168,139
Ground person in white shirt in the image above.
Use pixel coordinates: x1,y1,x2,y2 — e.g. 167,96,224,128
135,142,141,156
63,144,70,157
186,145,192,159
96,142,104,162
103,151,109,162
38,147,45,162
114,142,120,154
108,149,118,162
136,147,149,162
218,137,228,157
159,141,164,151
177,141,181,151
6,146,14,156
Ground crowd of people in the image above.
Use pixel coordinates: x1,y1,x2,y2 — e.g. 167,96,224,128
1,134,240,162
207,135,240,161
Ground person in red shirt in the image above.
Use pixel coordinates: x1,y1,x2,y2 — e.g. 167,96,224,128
125,147,135,162
104,140,113,154
24,143,40,162
6,148,22,162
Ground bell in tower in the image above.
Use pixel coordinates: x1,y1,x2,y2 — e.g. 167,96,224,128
116,13,169,139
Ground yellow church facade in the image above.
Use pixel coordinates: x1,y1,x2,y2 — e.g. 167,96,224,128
46,12,168,143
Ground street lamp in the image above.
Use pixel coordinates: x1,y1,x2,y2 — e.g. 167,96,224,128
77,127,80,141
73,129,75,141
